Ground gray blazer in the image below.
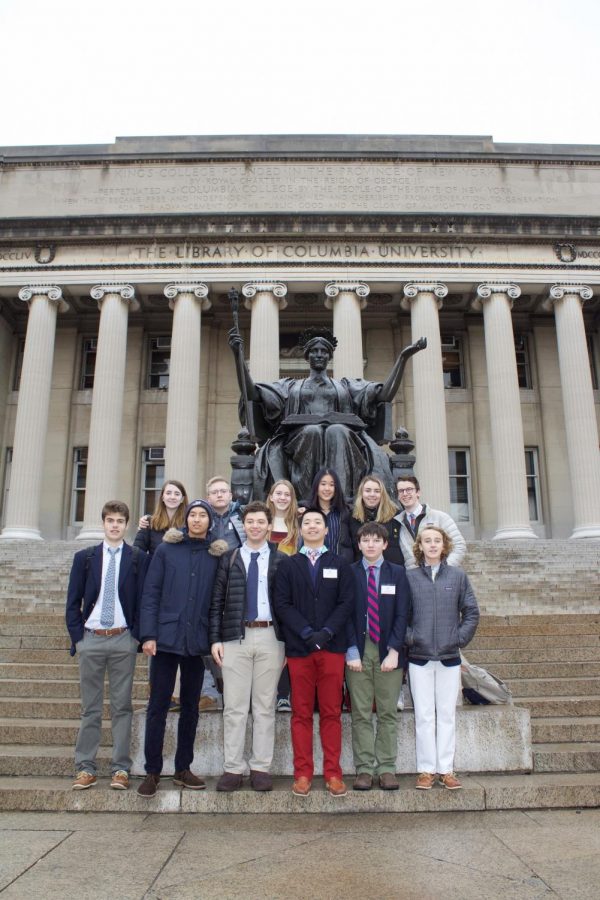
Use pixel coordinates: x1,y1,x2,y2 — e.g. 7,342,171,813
406,562,479,661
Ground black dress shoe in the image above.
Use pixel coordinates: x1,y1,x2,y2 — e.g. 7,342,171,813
216,772,244,792
250,770,273,791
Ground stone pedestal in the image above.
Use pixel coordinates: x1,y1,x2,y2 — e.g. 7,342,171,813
1,286,68,541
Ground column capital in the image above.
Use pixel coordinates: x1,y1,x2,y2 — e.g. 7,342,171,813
164,282,211,311
401,282,447,310
543,283,594,310
18,284,68,313
472,282,521,311
90,283,140,311
324,281,369,310
242,281,288,310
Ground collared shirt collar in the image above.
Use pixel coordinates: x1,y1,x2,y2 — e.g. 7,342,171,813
300,544,327,558
242,541,269,557
405,503,423,519
362,555,384,572
102,541,123,553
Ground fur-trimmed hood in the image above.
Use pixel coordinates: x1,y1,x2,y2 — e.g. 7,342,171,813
163,527,228,557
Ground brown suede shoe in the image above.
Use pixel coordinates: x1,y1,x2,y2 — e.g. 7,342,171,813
137,774,160,797
110,770,129,790
250,770,273,792
415,772,436,790
439,772,462,790
216,772,244,792
173,770,206,790
379,772,399,791
72,771,96,790
292,776,312,796
325,777,348,797
353,773,373,791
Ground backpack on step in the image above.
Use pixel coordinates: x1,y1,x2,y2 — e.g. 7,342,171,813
460,653,513,705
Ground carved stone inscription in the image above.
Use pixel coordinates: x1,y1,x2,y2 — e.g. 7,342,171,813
2,161,600,217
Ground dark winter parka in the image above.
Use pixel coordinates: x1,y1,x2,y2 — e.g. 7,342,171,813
139,528,228,656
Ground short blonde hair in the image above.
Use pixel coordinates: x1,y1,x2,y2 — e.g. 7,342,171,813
413,525,453,565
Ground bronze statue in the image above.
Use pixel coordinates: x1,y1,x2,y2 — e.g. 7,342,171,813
228,322,426,501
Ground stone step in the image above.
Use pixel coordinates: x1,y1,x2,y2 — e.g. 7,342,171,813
0,678,149,700
515,696,600,717
0,624,68,637
531,716,600,743
479,615,600,626
476,621,600,635
471,633,600,649
0,745,113,777
533,742,600,773
0,772,599,813
507,676,600,697
0,662,147,681
468,646,600,664
0,697,146,720
480,661,600,679
0,717,112,746
0,635,71,650
0,648,150,664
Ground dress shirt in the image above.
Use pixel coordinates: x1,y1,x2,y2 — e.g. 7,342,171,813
85,542,127,629
240,542,272,620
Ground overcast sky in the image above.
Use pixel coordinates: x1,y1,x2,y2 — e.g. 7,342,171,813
1,0,598,148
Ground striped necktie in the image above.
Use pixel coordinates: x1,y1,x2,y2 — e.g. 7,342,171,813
367,566,380,644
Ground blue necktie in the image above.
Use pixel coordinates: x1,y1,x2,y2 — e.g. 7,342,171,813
246,551,260,621
100,547,118,628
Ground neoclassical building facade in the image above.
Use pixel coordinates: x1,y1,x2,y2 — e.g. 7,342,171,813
0,135,598,542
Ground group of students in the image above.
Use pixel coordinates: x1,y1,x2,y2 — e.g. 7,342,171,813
65,466,479,797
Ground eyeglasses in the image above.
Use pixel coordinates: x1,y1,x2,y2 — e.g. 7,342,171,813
397,488,416,495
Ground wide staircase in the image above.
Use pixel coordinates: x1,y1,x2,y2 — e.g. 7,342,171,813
0,539,598,812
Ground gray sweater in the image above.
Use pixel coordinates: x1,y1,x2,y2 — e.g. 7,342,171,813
406,562,479,661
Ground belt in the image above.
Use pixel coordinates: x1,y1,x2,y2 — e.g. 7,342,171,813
85,627,129,637
244,621,273,629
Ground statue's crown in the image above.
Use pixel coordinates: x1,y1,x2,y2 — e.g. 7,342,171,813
298,327,338,352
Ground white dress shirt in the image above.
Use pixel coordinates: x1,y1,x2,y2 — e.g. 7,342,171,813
240,542,272,621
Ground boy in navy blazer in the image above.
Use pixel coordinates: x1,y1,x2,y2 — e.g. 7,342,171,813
346,521,410,791
65,500,148,791
273,508,354,798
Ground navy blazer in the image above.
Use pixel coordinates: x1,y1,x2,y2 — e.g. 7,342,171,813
65,542,149,655
272,550,354,657
347,559,410,666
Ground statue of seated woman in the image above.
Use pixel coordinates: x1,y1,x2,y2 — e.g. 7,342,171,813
228,325,426,501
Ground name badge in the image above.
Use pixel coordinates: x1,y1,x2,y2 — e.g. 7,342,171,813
323,568,338,579
381,584,396,595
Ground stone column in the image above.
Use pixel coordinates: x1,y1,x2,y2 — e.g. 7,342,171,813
242,282,287,381
401,283,450,511
544,284,600,538
474,284,537,540
164,283,211,494
324,281,369,378
77,285,138,541
1,286,68,540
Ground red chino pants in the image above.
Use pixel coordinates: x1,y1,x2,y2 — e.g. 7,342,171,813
287,650,345,780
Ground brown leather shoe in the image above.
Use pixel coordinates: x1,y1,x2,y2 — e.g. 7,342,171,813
439,772,462,790
173,770,206,790
415,772,436,790
379,772,399,791
292,776,312,796
250,770,273,792
216,772,244,792
137,774,160,797
72,771,96,790
325,777,348,797
110,770,129,790
353,773,373,791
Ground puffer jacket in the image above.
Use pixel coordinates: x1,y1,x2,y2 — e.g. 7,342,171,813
208,543,285,644
399,505,467,570
139,528,228,656
406,561,479,661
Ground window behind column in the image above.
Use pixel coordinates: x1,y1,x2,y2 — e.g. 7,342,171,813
448,448,471,523
514,334,533,388
587,334,598,389
12,339,25,391
79,339,97,390
141,447,165,515
1,448,12,527
525,448,541,522
70,448,87,524
148,337,171,389
441,335,464,388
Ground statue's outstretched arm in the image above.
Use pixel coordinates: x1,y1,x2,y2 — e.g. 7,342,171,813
228,327,259,401
378,336,427,402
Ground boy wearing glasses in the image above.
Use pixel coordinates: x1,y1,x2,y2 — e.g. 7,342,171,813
396,476,466,570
